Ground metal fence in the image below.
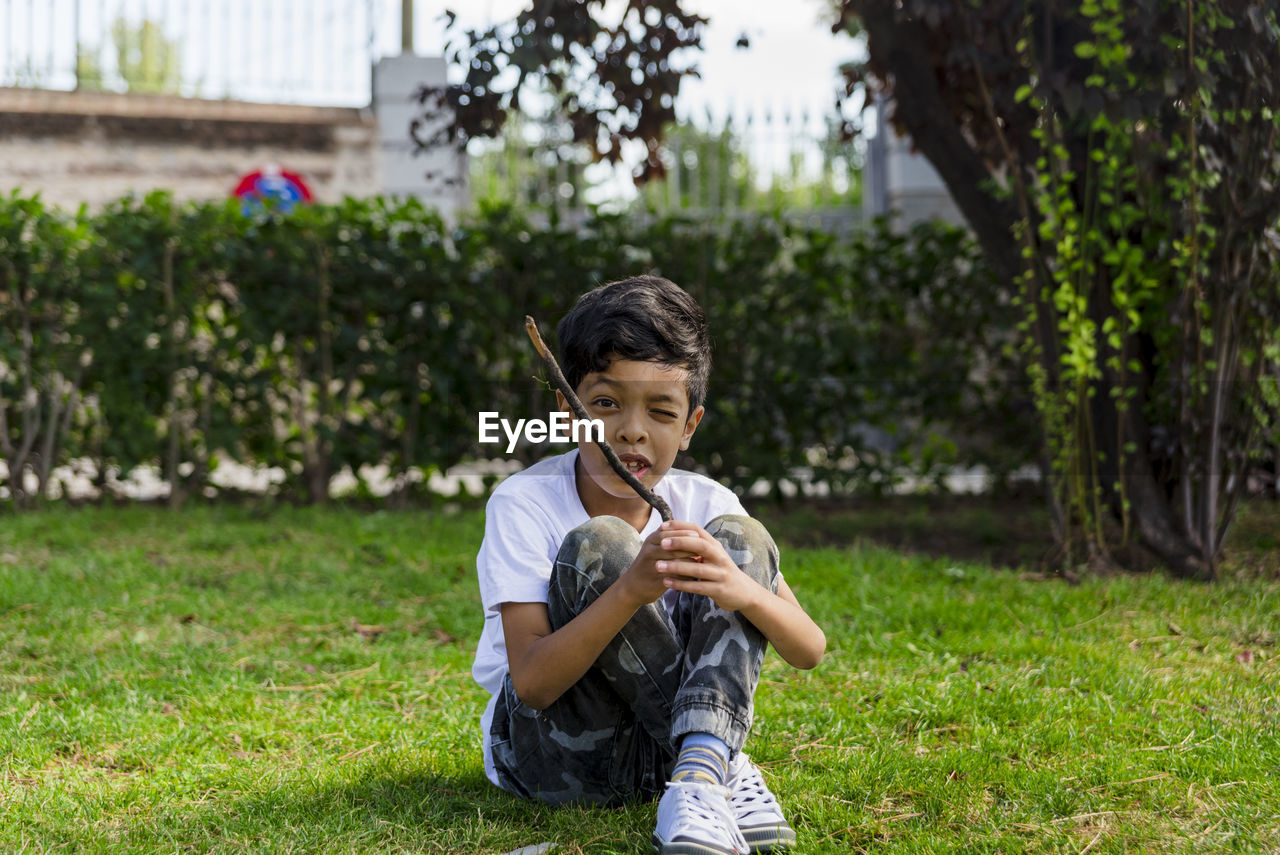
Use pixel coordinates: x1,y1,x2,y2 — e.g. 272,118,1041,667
0,0,382,105
469,101,866,232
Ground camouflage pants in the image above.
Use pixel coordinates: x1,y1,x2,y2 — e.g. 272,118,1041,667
489,514,779,806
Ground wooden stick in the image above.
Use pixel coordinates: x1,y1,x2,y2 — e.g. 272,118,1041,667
525,315,673,522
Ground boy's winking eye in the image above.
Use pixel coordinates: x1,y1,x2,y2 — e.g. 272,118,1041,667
578,362,693,423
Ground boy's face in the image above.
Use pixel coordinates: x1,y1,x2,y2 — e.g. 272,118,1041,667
558,356,703,509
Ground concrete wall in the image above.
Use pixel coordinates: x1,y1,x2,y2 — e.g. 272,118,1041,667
863,96,964,229
883,128,965,229
0,87,380,210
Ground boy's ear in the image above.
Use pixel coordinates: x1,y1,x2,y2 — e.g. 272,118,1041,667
680,405,705,451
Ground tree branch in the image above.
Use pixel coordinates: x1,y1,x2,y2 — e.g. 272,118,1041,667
525,316,673,522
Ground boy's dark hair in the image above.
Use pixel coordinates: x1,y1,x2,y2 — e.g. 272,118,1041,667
556,275,711,415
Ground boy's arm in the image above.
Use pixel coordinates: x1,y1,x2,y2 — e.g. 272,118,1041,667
500,528,676,710
655,521,826,670
741,575,826,670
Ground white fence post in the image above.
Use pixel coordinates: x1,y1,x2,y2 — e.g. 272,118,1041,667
371,52,467,218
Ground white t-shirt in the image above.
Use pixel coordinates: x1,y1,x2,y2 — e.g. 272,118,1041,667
472,448,749,786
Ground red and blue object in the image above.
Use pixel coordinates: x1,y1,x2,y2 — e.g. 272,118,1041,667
233,167,314,214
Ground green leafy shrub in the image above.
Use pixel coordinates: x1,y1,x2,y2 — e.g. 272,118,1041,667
0,192,1034,504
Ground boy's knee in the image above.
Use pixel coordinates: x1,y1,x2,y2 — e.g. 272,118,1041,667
556,515,642,589
705,514,778,591
570,514,642,551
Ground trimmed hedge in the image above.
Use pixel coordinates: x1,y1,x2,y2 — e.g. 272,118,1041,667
0,190,1034,505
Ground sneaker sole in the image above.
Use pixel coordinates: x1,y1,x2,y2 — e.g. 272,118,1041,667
651,835,740,855
741,824,797,852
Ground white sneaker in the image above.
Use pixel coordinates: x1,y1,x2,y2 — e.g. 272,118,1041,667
652,779,749,855
726,754,797,852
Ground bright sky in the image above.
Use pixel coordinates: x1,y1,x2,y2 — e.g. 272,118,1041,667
676,0,862,121
400,0,862,124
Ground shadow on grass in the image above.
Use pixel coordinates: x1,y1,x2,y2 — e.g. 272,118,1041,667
755,495,1280,578
121,769,652,852
243,771,542,850
753,494,1056,571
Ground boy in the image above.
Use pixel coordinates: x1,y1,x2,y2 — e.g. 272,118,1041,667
473,276,826,855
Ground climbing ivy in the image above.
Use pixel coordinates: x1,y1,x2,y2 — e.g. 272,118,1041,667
989,0,1280,578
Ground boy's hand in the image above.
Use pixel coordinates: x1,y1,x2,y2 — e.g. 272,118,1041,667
617,526,689,606
650,520,766,614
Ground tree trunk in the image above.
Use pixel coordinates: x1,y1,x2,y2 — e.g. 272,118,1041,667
163,237,185,509
854,0,1240,580
291,353,329,506
4,286,43,510
394,370,422,508
853,0,1023,283
193,370,214,495
1122,444,1213,581
34,363,86,502
307,256,334,505
1090,346,1214,581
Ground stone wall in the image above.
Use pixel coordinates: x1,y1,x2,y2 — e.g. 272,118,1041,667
0,87,380,210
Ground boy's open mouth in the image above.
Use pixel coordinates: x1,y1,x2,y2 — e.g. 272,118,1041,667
618,453,651,477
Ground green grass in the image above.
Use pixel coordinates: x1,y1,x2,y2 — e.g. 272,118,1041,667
1,504,1278,853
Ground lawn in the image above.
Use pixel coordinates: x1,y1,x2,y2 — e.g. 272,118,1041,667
1,503,1277,853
